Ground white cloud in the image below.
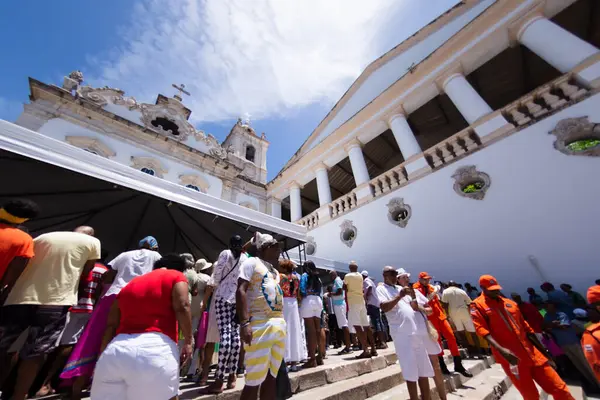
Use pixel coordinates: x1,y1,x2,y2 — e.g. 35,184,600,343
0,97,22,122
90,0,457,123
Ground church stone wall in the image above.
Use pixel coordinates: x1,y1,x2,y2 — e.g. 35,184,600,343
37,118,224,198
300,93,600,297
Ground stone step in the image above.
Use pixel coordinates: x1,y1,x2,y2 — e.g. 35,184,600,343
501,379,588,399
369,357,498,400
181,347,468,399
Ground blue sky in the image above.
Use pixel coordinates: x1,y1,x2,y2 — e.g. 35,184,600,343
0,0,457,180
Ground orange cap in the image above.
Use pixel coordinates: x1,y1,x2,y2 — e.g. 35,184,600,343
419,272,432,280
588,285,600,304
479,275,502,291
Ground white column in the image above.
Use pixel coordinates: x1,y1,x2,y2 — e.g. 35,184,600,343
314,163,332,206
518,16,599,74
443,73,493,124
267,197,282,219
289,182,302,222
388,113,422,159
345,139,370,186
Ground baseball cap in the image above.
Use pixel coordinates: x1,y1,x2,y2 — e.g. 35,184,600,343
479,275,502,291
139,236,158,249
419,272,432,280
361,270,369,277
587,285,600,304
397,268,410,278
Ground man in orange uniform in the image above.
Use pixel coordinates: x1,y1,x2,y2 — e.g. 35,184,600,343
582,285,600,383
413,272,472,377
471,275,574,400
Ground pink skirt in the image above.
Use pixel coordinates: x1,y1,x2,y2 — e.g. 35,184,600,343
59,294,117,385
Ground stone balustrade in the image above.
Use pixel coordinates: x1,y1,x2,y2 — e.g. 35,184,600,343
299,71,593,230
370,164,408,198
329,190,358,218
503,73,589,126
424,128,480,169
298,211,319,229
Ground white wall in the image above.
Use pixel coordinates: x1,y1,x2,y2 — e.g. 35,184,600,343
37,119,224,198
306,94,600,297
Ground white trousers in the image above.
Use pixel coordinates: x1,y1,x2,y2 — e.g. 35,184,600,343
283,297,305,363
91,332,179,400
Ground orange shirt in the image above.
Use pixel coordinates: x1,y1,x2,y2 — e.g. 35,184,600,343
470,294,547,367
413,282,447,321
581,322,600,383
0,223,34,281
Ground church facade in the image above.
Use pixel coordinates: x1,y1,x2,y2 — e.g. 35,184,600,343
15,75,269,212
266,0,600,292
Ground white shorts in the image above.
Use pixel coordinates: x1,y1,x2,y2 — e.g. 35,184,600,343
390,330,434,382
59,312,91,346
300,295,323,319
348,304,369,327
449,309,475,332
333,304,348,328
91,332,179,400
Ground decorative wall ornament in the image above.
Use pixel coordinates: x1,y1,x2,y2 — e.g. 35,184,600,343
113,95,140,110
63,70,84,92
306,236,317,255
549,116,600,157
65,136,116,158
130,156,168,178
77,86,125,107
179,174,210,193
386,198,412,228
339,220,357,248
451,165,491,201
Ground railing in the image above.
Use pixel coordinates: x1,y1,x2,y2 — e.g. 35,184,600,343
300,72,592,229
424,128,480,169
298,210,319,229
370,164,408,198
502,73,588,126
329,190,358,218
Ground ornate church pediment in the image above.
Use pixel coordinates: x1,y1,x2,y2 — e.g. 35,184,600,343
130,156,168,178
179,174,210,193
65,136,116,158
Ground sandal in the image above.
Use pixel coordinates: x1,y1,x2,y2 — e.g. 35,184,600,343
302,359,317,369
355,351,372,360
337,347,352,355
371,350,378,357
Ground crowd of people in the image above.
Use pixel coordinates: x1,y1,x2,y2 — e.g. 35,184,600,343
2,198,600,400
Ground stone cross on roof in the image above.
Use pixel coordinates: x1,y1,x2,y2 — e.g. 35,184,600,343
172,83,190,102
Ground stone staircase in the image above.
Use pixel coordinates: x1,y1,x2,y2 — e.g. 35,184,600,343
180,347,507,400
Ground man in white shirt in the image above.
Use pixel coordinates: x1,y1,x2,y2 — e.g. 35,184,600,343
362,271,387,349
344,262,377,358
398,269,447,400
441,280,480,357
376,266,433,400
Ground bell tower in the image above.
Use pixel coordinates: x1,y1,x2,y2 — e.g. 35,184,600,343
222,118,269,184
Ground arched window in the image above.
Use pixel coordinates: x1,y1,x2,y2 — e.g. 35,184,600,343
186,184,200,192
245,145,256,162
141,167,155,176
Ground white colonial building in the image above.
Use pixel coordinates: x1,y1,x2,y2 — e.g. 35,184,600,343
15,76,269,212
266,0,600,294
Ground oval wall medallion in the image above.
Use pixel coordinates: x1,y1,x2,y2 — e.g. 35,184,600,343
306,236,316,255
550,116,600,157
386,198,412,228
339,220,357,248
451,165,491,201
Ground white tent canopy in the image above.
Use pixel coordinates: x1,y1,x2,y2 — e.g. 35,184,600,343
0,120,306,260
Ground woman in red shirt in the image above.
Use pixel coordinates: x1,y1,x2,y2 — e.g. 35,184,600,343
91,254,193,400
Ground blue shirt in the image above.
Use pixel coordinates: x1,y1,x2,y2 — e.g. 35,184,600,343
546,290,575,318
331,276,345,306
544,311,580,346
300,273,322,297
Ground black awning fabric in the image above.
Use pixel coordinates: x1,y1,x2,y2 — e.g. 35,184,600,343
1,150,302,261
